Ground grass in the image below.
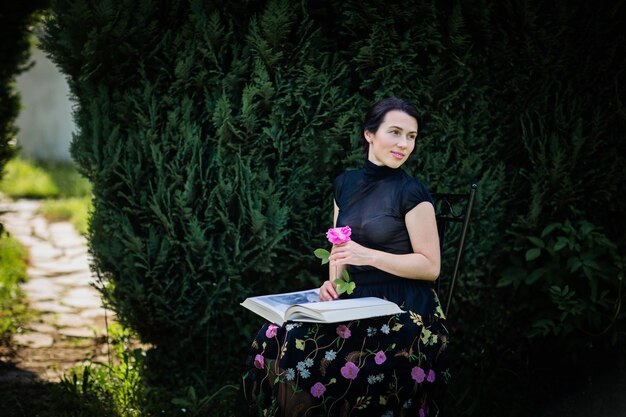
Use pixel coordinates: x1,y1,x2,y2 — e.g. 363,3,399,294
0,233,29,344
1,157,93,235
55,324,147,417
0,157,91,199
0,158,59,198
38,196,92,235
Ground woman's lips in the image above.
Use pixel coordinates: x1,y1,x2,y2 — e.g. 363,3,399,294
391,151,405,159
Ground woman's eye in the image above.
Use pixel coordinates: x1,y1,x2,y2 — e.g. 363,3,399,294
390,130,400,135
408,135,417,141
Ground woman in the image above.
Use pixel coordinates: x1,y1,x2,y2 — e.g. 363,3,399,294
243,97,448,416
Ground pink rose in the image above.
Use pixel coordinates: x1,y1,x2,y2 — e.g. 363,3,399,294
340,361,359,379
427,369,436,383
254,354,264,369
336,324,351,339
326,226,352,244
310,382,326,398
411,366,425,383
374,350,386,365
265,324,278,338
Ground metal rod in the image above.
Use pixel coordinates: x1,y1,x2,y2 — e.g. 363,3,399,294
444,184,477,318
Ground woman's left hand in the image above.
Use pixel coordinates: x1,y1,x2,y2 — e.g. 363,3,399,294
329,241,374,267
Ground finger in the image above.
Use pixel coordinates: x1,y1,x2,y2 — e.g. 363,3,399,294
330,243,347,254
326,281,339,300
321,288,337,301
320,282,333,301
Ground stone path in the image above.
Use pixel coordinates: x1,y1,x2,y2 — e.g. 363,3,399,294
0,198,113,384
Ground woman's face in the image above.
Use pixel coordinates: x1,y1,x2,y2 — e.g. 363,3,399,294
365,110,417,168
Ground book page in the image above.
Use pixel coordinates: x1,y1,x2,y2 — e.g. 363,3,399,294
261,288,320,309
242,288,320,323
285,297,403,323
299,297,398,312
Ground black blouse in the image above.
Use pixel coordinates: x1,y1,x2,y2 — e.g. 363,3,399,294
334,159,433,277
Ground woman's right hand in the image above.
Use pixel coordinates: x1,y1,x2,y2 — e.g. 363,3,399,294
319,279,339,301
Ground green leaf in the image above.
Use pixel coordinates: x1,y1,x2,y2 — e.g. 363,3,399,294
541,223,560,238
580,221,594,236
496,275,514,288
525,247,541,261
527,236,545,248
567,257,582,272
525,268,545,285
554,236,568,251
314,248,329,258
314,248,330,264
335,278,356,295
342,269,350,281
499,266,526,289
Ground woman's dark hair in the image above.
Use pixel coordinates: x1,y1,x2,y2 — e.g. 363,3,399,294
361,97,420,156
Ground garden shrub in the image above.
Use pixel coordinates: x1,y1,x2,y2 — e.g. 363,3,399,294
0,1,50,232
42,0,502,398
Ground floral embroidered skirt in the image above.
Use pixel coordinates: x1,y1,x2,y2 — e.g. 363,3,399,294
242,287,449,417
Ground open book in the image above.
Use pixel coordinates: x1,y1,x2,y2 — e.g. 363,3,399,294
241,288,404,325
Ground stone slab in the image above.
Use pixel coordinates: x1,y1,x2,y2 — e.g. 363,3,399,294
13,333,54,348
31,217,50,240
55,315,92,328
27,260,85,275
25,323,57,334
28,243,64,262
52,272,96,286
29,301,74,314
61,288,102,309
79,308,111,319
8,234,43,249
62,245,90,259
21,278,64,299
58,328,95,338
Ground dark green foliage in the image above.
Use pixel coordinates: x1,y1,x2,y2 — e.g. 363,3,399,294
500,220,624,347
452,1,626,413
41,0,625,414
0,1,49,233
42,0,358,391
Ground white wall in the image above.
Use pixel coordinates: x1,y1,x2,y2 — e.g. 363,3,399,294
15,45,75,162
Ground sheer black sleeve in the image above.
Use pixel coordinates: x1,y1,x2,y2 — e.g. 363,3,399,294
400,178,433,216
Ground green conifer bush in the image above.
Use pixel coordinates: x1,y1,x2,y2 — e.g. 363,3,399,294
43,0,503,394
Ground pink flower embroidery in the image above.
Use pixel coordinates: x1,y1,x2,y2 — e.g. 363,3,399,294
411,366,425,383
265,324,278,338
419,408,426,417
336,324,351,339
340,361,359,380
326,226,352,244
427,369,436,383
374,350,386,365
254,354,264,369
310,382,326,398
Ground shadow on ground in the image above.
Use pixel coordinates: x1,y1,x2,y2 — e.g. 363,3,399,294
0,359,60,417
537,367,626,417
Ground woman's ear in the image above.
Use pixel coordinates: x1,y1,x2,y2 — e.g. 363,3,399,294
364,130,373,144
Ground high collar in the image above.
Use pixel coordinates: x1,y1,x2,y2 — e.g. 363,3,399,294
363,159,399,180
